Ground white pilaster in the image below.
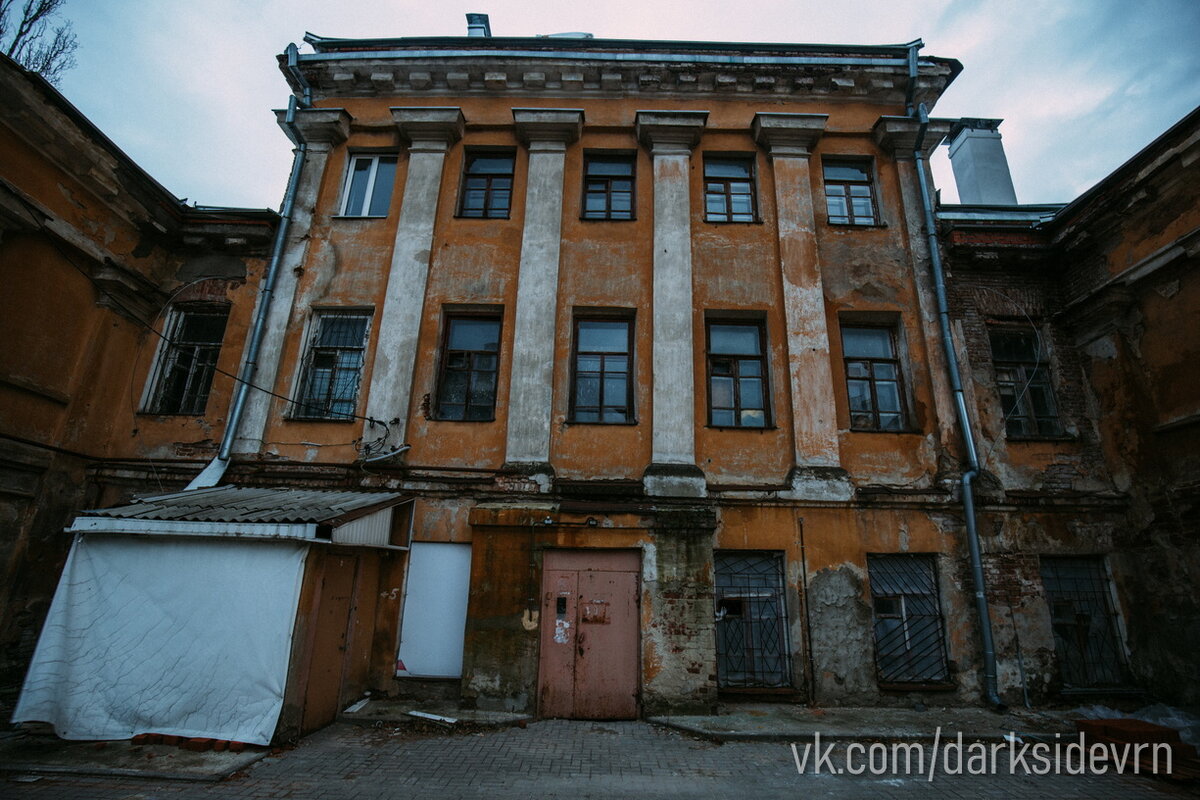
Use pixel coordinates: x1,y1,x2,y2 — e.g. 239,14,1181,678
362,108,464,449
753,113,852,501
636,110,708,498
503,109,583,476
235,108,351,455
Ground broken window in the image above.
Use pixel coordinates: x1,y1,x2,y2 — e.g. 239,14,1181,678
582,153,635,220
338,154,398,217
1039,557,1127,689
294,310,371,420
458,150,515,218
823,159,878,225
706,320,770,428
841,324,908,432
145,306,229,415
704,156,757,222
146,306,229,415
570,316,634,423
715,551,790,688
988,328,1062,438
435,315,501,421
867,554,951,685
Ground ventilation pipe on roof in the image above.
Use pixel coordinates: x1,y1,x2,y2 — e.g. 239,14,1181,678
907,42,1004,711
188,43,313,491
466,13,492,37
947,119,1018,205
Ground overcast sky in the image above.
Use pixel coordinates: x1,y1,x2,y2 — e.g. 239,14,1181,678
57,0,1200,209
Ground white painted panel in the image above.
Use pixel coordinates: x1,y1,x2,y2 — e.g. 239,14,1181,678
397,542,472,678
13,534,306,745
332,508,392,546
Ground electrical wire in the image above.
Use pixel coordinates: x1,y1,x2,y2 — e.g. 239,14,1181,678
4,184,393,454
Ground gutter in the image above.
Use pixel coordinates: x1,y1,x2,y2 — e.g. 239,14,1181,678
187,43,313,490
907,44,1003,710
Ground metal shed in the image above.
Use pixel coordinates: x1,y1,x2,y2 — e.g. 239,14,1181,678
13,486,411,744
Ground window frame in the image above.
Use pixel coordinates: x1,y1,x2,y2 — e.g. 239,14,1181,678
705,318,772,429
987,327,1063,439
456,149,516,219
866,553,953,687
433,313,503,422
142,304,230,416
703,155,759,224
291,309,373,421
580,152,636,221
840,323,910,433
568,314,636,425
822,157,880,226
336,153,399,218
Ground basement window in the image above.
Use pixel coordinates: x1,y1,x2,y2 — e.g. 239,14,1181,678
988,328,1062,438
1039,557,1128,689
867,554,951,685
144,305,229,415
293,310,372,420
338,154,398,217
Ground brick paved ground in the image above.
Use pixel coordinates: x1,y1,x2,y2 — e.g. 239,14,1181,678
3,720,1193,799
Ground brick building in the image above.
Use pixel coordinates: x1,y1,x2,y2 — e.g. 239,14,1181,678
3,18,1197,739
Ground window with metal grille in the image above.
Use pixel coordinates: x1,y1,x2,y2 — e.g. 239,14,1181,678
989,328,1062,438
704,156,757,222
1039,557,1127,689
841,325,908,431
707,321,770,428
146,306,229,415
457,151,514,218
715,551,790,688
823,159,878,225
867,554,951,685
570,317,633,423
294,311,371,420
582,153,635,220
338,154,398,217
435,315,501,421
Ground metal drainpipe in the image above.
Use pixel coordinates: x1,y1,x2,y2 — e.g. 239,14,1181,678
187,43,312,490
911,101,1004,709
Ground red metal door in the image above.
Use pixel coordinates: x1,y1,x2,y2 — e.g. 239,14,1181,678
538,550,640,719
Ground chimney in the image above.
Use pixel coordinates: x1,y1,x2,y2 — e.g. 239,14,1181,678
947,118,1018,205
466,13,492,37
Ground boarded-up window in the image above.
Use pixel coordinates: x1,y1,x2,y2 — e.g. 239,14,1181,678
396,542,472,678
867,554,951,685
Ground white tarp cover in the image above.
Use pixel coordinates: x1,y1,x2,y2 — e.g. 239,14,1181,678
13,533,307,745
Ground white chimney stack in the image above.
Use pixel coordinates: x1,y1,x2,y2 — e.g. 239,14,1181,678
466,13,492,37
947,118,1018,205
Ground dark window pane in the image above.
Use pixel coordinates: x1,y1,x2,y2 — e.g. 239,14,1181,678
709,324,761,355
712,409,735,427
824,162,870,182
367,157,397,216
705,160,752,179
467,155,514,174
740,409,766,427
842,327,893,358
711,376,735,408
344,158,372,214
448,319,500,351
578,320,628,352
739,377,763,408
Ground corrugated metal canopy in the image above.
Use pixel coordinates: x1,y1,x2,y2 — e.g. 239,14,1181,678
84,486,408,525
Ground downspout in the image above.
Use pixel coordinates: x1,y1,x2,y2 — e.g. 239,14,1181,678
188,43,312,490
907,44,1003,709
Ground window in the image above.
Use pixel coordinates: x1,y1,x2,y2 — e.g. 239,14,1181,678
841,325,907,431
988,329,1062,437
867,554,951,685
1039,557,1127,689
294,311,371,420
715,552,790,688
823,159,878,225
338,154,398,217
704,156,757,222
582,153,635,220
435,316,502,420
570,317,633,423
457,151,515,218
145,306,229,415
707,321,769,428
